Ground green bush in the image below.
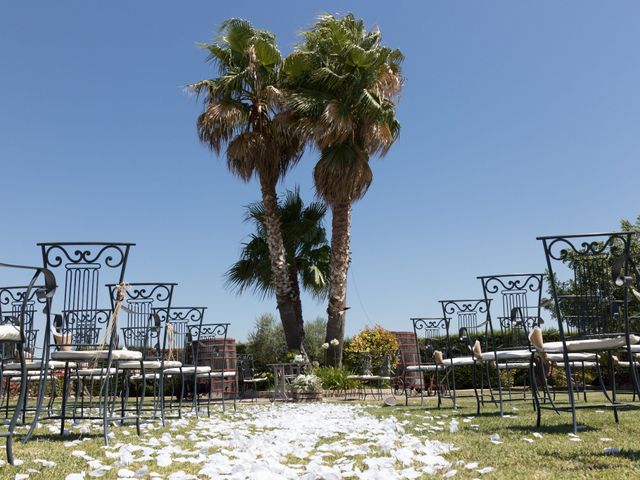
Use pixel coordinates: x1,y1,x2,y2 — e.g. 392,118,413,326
314,366,359,391
345,325,399,374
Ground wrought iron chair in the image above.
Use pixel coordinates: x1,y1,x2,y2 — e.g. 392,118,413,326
26,242,140,444
478,274,547,411
0,262,55,465
407,318,448,407
146,306,207,419
537,232,640,433
237,353,267,401
438,299,497,414
1,285,50,421
191,322,236,414
112,283,176,424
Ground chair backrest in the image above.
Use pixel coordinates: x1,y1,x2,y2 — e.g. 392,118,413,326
40,242,133,313
190,322,231,373
411,317,448,363
113,283,175,358
0,285,47,354
538,232,632,338
439,299,491,356
479,273,544,348
237,353,255,381
0,263,56,363
152,307,207,364
40,243,134,351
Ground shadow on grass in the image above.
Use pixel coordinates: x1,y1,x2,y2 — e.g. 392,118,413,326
18,431,104,443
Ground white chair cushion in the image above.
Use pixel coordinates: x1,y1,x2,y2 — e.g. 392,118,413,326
119,360,185,369
51,349,143,361
209,370,236,378
3,371,55,378
163,366,211,375
478,350,531,362
76,368,118,377
494,362,530,370
406,364,441,372
130,373,161,381
0,325,20,342
555,362,598,368
545,353,597,362
243,377,268,383
118,360,161,369
437,356,476,367
529,327,640,353
346,375,382,380
3,361,76,370
541,335,640,353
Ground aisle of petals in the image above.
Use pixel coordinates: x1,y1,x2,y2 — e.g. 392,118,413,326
18,403,490,479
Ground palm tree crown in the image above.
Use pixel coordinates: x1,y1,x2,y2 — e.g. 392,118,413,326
190,18,302,184
284,13,404,203
226,188,330,300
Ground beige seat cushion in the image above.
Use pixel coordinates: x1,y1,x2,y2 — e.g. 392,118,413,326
51,349,143,361
406,364,441,372
3,361,76,370
163,366,211,375
76,368,118,377
545,353,597,362
118,360,183,369
477,349,531,362
555,361,598,368
243,377,268,383
494,362,530,370
434,351,476,367
209,370,236,378
529,327,640,353
3,371,55,379
347,374,382,381
0,325,20,342
130,372,161,381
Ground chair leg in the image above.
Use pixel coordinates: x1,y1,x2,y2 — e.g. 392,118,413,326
24,346,52,443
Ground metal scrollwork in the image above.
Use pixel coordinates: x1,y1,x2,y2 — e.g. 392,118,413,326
41,243,132,269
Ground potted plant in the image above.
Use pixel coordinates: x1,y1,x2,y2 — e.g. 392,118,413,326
290,374,323,402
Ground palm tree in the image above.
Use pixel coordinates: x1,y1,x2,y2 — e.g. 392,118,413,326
225,188,331,336
188,19,305,349
284,14,404,366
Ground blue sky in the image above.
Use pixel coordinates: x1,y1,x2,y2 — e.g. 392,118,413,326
1,1,639,341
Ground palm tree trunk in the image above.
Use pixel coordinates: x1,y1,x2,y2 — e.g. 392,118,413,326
325,200,351,367
258,175,303,350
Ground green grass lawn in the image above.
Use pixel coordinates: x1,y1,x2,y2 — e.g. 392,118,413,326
373,391,640,479
0,391,639,479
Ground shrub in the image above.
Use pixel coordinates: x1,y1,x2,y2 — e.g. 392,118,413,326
314,366,359,391
345,325,399,374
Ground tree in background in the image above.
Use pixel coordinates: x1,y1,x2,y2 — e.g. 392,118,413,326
345,325,399,374
226,188,330,353
189,19,305,350
284,14,404,366
246,313,328,371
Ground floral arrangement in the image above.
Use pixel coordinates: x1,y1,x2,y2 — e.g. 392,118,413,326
290,374,323,393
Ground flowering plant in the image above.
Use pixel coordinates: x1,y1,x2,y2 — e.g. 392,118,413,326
293,354,305,364
290,374,323,393
321,342,330,350
330,338,339,346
